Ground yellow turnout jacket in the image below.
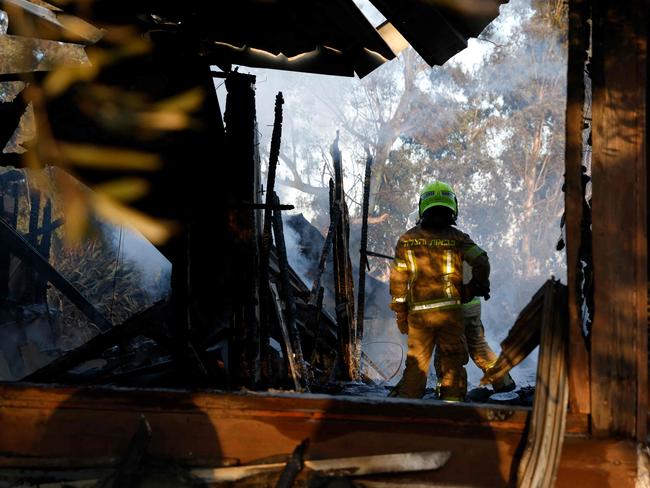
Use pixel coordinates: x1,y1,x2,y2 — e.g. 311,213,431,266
390,224,489,314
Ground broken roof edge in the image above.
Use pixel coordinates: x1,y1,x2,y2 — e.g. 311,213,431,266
370,0,509,67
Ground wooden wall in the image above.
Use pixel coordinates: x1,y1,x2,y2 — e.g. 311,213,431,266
589,0,648,440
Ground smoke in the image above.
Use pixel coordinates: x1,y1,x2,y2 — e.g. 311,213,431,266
106,225,171,302
282,218,315,285
226,0,565,390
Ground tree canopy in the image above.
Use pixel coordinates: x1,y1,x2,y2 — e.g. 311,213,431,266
244,0,567,381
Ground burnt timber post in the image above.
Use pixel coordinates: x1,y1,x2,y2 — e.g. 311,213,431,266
355,151,373,377
259,91,284,387
223,71,261,389
589,0,647,439
166,59,230,386
330,134,357,381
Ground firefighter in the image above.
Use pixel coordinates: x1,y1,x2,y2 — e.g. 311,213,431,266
389,181,490,400
434,262,516,395
403,211,514,394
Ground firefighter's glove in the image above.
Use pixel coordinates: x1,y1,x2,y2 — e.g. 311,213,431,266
462,281,490,303
469,280,491,301
396,312,409,335
461,283,475,304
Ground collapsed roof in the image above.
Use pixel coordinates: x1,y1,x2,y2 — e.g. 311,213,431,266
0,0,508,78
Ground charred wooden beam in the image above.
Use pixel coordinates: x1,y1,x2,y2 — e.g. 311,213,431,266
262,92,284,254
23,300,168,382
259,92,285,387
223,70,260,388
309,189,340,304
246,203,294,211
365,250,394,260
276,439,308,488
308,286,325,368
272,192,310,391
0,215,112,332
330,134,356,381
355,151,373,375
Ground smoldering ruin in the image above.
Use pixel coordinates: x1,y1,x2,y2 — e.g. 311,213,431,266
0,0,647,486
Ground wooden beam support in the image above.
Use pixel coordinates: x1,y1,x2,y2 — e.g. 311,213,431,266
0,382,595,487
564,0,591,415
590,0,647,439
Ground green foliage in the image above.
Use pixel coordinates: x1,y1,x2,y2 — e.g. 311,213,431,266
253,0,567,325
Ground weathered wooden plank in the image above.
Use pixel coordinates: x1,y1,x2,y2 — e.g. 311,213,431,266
480,281,548,386
0,383,594,487
590,0,647,439
556,440,638,488
564,0,590,415
517,281,569,488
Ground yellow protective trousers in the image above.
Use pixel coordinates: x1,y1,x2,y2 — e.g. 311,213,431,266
461,301,497,371
392,308,468,400
433,301,515,392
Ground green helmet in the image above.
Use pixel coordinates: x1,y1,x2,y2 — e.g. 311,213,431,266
418,181,458,219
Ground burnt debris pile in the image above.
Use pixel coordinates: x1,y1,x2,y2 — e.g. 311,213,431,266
0,69,377,392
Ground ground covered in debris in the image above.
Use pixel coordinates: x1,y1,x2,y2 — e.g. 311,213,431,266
325,381,535,407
